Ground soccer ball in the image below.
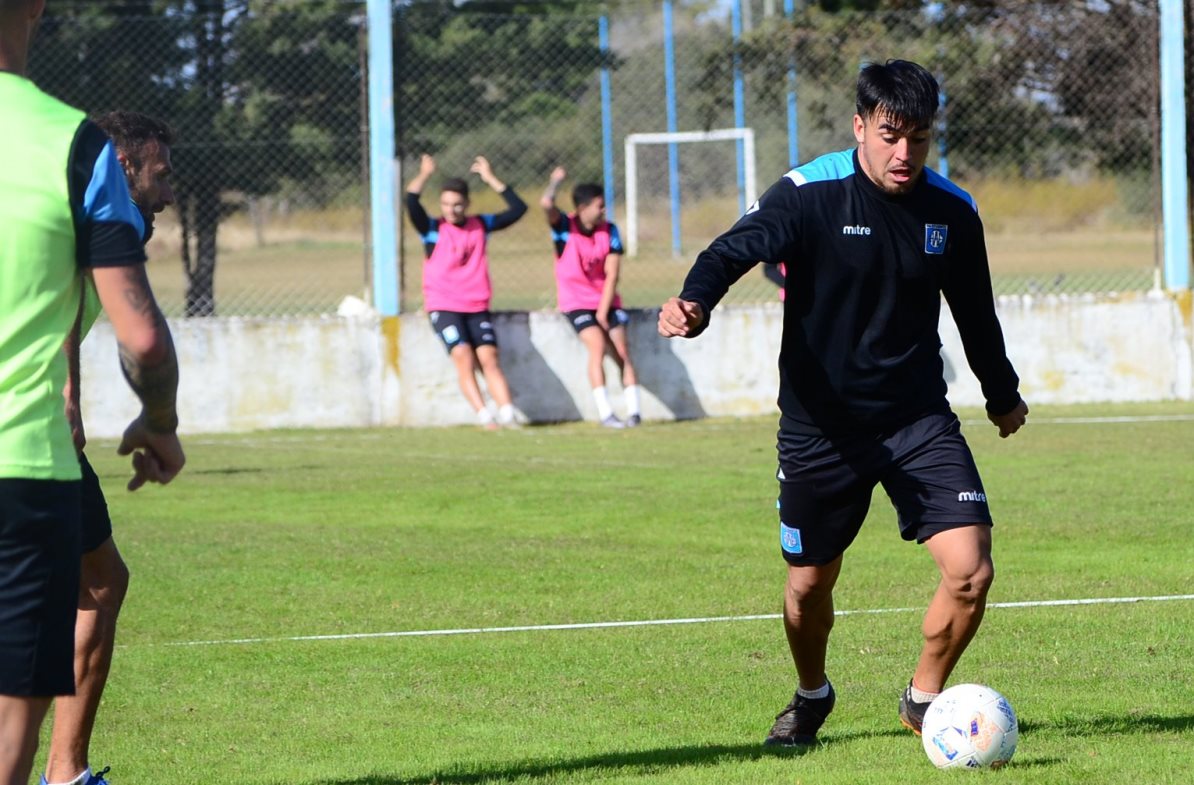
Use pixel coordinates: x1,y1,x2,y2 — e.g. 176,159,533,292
920,683,1018,770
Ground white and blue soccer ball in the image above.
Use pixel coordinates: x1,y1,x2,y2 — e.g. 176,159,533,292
921,683,1018,770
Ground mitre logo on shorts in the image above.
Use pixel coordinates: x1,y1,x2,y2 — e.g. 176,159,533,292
780,522,803,555
957,490,987,503
925,224,948,254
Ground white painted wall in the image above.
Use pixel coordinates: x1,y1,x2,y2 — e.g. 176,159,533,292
78,292,1194,438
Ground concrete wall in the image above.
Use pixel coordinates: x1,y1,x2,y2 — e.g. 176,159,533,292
79,291,1194,438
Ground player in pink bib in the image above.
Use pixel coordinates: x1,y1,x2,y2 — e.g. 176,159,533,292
541,167,640,427
406,154,526,428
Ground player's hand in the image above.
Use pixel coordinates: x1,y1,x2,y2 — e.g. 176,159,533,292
988,399,1029,438
470,155,494,181
597,307,611,330
658,297,704,338
117,412,186,491
419,154,436,177
549,166,566,185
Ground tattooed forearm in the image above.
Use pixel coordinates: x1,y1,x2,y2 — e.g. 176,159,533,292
119,332,179,432
116,266,180,433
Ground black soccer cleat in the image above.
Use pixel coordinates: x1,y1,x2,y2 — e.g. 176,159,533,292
898,680,934,735
764,679,836,747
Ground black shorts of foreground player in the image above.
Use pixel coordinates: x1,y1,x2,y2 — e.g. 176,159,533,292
658,59,1029,747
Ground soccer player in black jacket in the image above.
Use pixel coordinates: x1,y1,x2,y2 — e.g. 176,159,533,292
659,60,1029,746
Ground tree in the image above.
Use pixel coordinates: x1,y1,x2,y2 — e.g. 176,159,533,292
34,0,364,317
171,0,363,316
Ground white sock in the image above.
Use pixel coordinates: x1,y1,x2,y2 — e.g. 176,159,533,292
910,683,940,704
797,682,830,700
46,768,91,785
623,384,641,417
476,407,494,426
497,403,515,424
592,387,613,420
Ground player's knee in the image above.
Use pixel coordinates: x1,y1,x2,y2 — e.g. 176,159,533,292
945,558,994,603
786,572,835,608
85,552,130,611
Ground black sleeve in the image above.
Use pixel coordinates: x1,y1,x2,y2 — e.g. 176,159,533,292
405,192,431,236
762,262,785,288
942,215,1022,416
678,178,801,335
550,213,570,257
69,120,147,269
486,187,527,232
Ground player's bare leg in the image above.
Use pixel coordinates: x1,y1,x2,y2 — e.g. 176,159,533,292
607,326,637,388
0,696,51,785
783,557,842,689
474,345,512,410
913,524,994,692
577,326,608,390
45,538,128,783
448,344,488,416
765,558,843,746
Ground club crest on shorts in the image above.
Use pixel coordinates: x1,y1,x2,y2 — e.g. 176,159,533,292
925,224,948,255
780,523,803,555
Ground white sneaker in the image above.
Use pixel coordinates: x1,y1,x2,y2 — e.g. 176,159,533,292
625,414,642,427
601,415,625,429
497,406,527,428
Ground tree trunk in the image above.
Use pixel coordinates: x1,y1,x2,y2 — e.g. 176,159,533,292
181,0,226,318
183,183,220,317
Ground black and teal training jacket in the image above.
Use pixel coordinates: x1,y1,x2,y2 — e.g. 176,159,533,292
679,148,1021,436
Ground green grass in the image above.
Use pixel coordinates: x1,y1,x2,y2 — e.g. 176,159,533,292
42,403,1194,784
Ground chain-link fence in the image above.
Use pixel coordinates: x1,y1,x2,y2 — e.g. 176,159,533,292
31,1,1165,318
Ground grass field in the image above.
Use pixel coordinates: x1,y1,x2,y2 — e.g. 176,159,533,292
36,403,1194,784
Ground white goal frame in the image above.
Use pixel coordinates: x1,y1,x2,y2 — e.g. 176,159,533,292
623,127,756,257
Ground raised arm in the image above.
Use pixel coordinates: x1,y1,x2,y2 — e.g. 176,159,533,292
540,166,566,226
404,154,435,235
470,155,505,192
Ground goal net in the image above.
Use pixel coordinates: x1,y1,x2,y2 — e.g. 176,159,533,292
623,127,757,258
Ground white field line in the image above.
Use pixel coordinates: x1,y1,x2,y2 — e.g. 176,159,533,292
160,593,1194,648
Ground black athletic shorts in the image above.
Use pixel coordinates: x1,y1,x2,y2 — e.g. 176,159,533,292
775,410,993,566
564,308,630,335
0,478,82,695
428,310,497,352
79,452,112,554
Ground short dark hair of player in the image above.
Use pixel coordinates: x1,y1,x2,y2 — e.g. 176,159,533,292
571,183,604,210
855,59,939,134
441,177,469,199
93,110,176,157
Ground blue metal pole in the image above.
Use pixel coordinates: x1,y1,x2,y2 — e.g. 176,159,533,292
783,0,798,168
731,0,747,214
663,0,682,257
599,15,615,216
1160,0,1190,290
367,0,398,315
936,80,949,179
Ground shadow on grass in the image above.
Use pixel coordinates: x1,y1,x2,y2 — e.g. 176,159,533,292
1019,712,1194,736
309,728,908,785
306,714,1194,785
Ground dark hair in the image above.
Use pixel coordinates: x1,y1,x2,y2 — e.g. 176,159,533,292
93,111,176,158
855,59,939,133
571,183,604,209
441,177,469,198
